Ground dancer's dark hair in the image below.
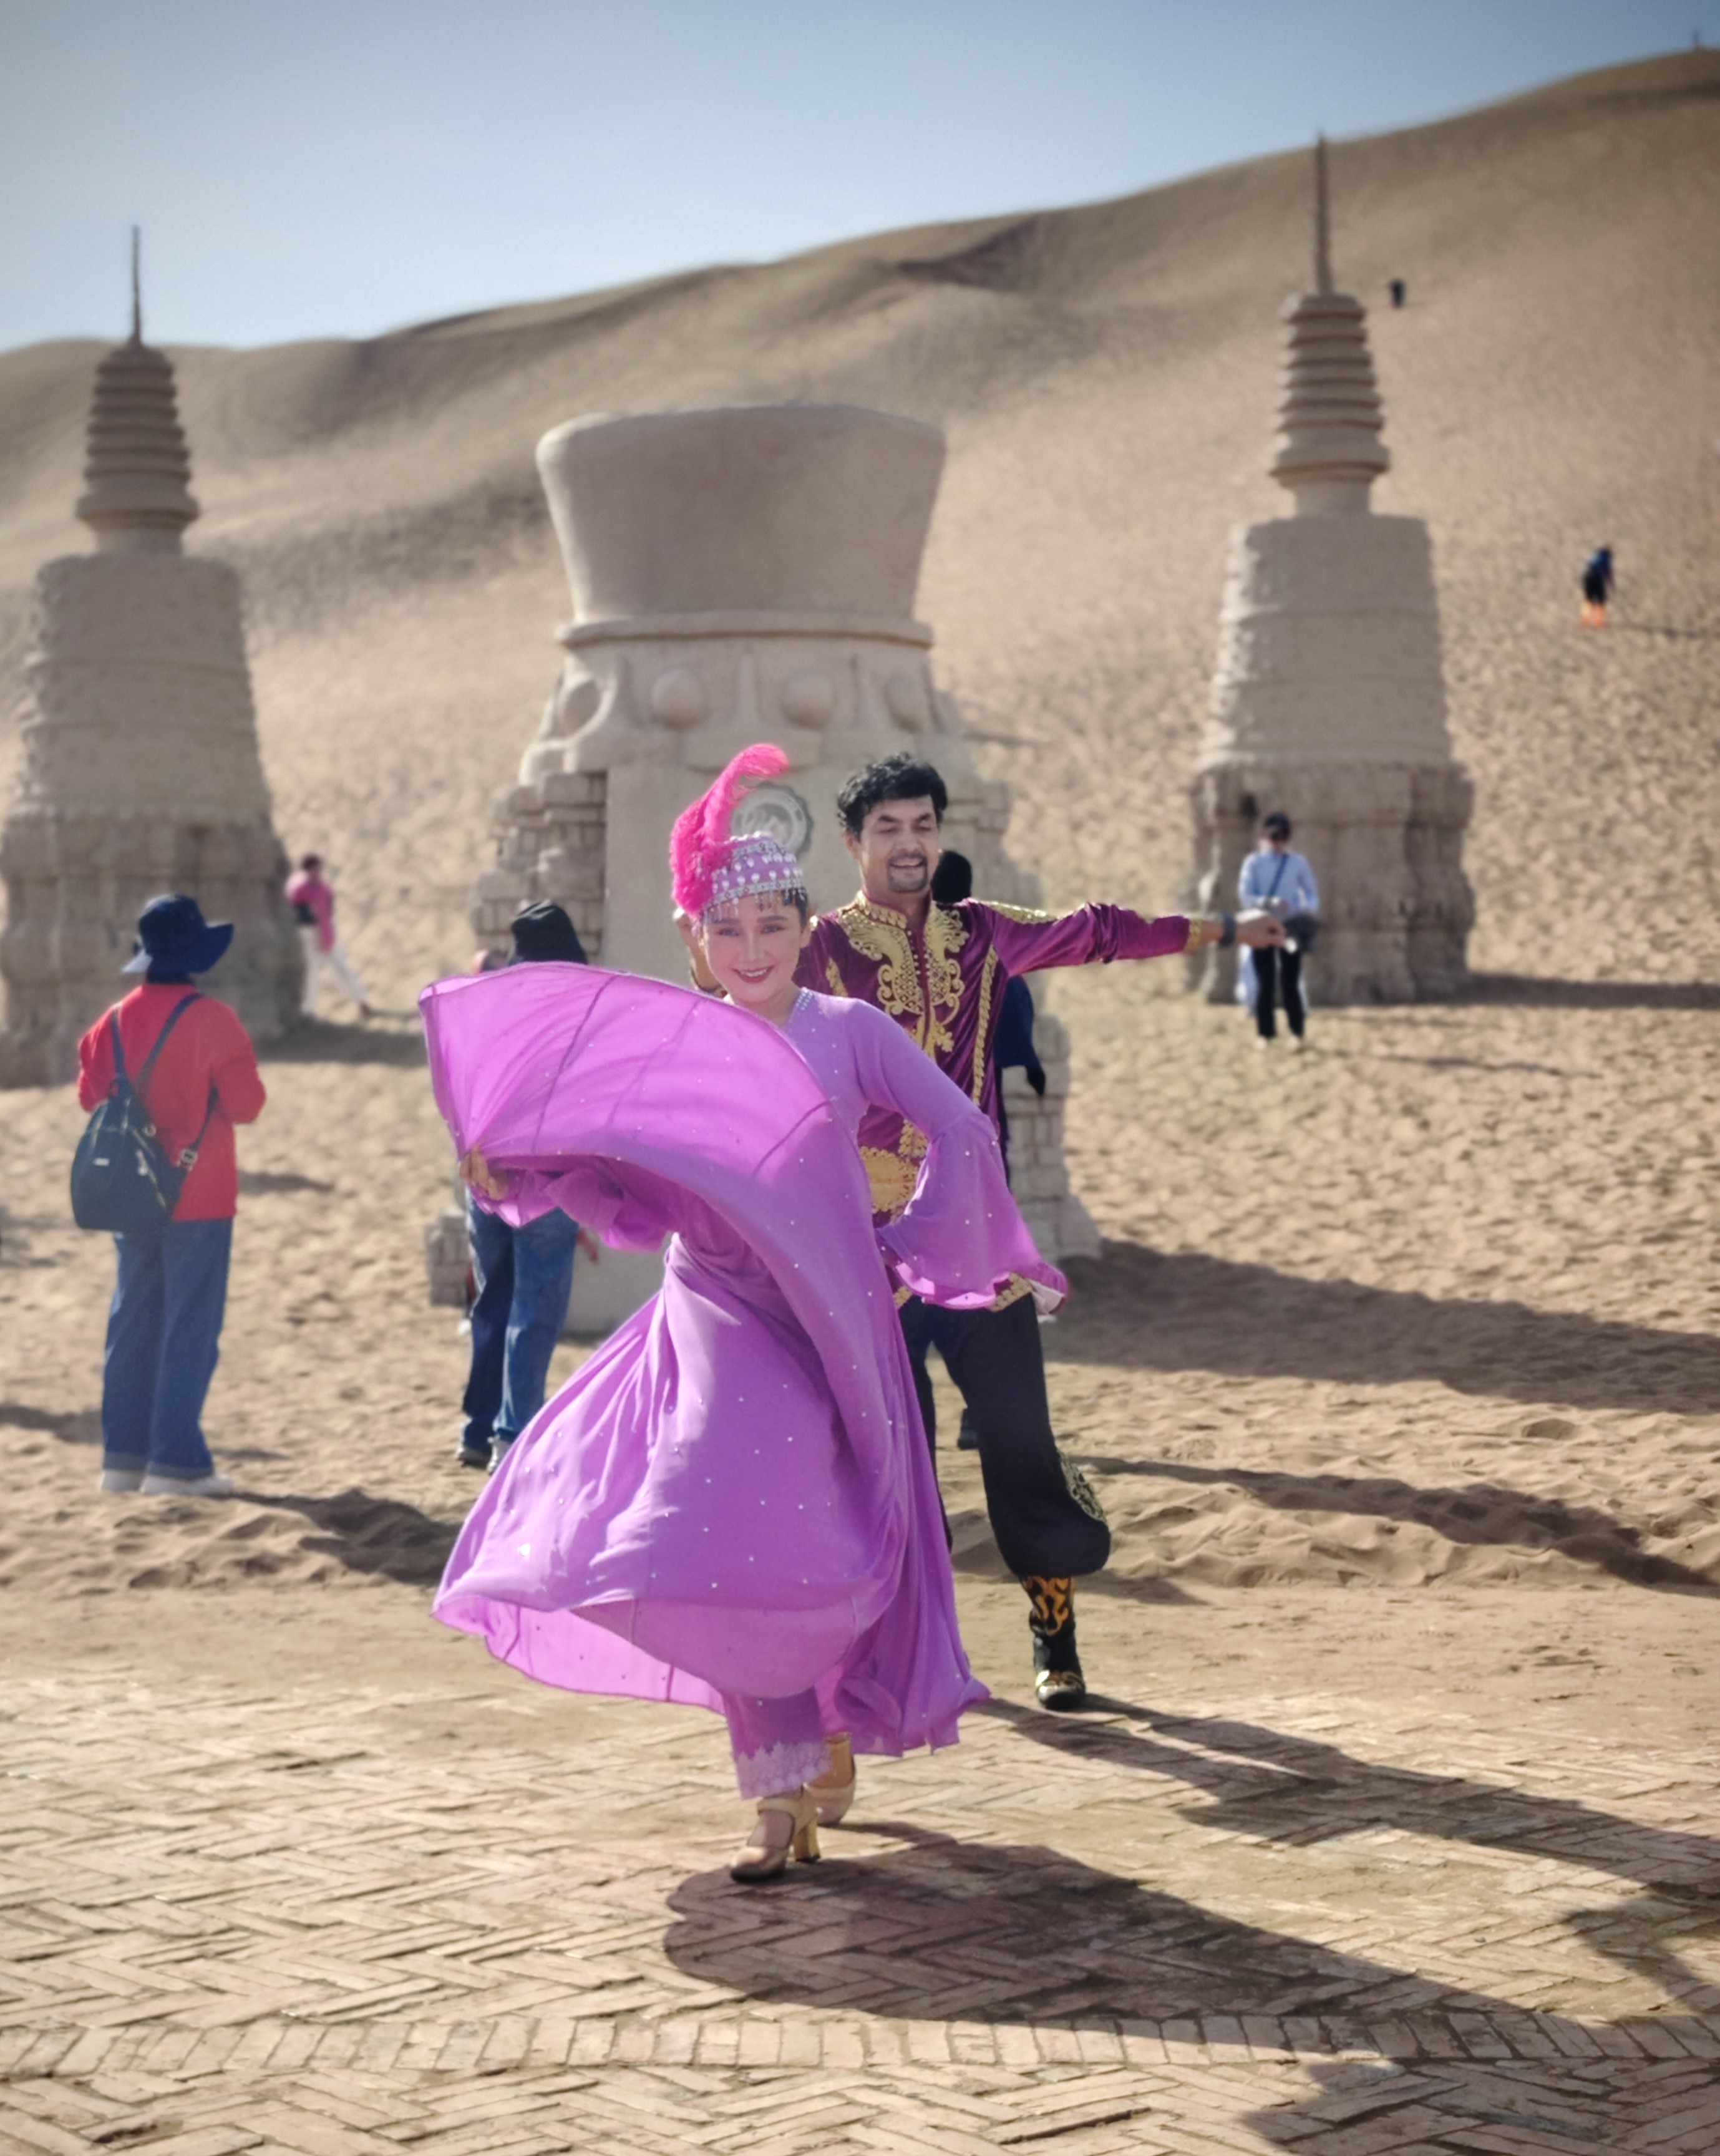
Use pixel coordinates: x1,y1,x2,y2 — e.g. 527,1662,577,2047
837,754,948,837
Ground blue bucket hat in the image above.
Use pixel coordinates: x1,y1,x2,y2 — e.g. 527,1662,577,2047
122,893,235,976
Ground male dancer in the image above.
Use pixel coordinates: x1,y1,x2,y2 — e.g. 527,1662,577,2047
797,753,1285,1707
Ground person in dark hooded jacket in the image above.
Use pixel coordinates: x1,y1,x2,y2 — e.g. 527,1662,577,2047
456,902,597,1470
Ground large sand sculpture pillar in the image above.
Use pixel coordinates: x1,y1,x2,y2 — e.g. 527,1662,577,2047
429,403,1099,1328
1188,142,1473,1003
0,299,299,1083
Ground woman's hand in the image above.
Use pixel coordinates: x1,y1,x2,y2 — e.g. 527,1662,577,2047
459,1145,510,1200
576,1226,603,1264
674,908,722,994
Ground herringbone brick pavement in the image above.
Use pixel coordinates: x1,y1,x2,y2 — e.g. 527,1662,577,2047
2,1671,1716,2153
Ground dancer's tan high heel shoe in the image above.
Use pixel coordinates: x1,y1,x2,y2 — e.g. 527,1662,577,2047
810,1734,856,1827
729,1787,821,1883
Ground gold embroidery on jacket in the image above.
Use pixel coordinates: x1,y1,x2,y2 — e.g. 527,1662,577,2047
980,901,1056,925
824,958,848,996
860,1122,928,1220
831,899,967,1059
971,947,999,1102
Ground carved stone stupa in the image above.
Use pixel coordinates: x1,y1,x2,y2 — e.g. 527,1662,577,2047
0,262,300,1083
1188,140,1474,1003
426,403,1101,1329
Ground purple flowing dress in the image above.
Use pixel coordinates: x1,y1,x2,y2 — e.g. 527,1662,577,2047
421,964,1066,1797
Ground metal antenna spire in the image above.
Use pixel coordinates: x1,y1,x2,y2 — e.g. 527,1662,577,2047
1313,135,1333,296
130,225,142,342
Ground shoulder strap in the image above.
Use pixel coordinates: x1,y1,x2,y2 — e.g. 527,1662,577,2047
133,993,203,1115
107,1009,129,1090
1265,853,1290,900
177,1088,220,1171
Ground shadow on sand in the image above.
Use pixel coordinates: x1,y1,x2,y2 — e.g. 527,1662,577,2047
261,1017,427,1067
0,1401,100,1448
1053,1242,1720,1419
1457,972,1720,1011
1083,1456,1719,1594
244,1488,460,1586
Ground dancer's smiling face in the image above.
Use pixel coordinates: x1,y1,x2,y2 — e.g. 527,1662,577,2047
699,893,812,1020
846,795,941,911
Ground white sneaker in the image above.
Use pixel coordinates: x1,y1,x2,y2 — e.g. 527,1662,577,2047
139,1471,235,1498
99,1468,143,1493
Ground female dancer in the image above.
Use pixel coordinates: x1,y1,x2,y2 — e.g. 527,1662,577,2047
424,745,1064,1882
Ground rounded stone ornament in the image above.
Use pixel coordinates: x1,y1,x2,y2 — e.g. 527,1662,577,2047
649,667,708,728
885,669,930,729
782,670,837,729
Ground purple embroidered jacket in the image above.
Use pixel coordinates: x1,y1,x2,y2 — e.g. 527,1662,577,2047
798,896,1192,1221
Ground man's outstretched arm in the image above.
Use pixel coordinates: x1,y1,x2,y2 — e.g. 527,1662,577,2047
982,901,1283,973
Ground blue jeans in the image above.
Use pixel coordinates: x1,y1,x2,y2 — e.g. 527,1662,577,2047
102,1218,233,1480
462,1200,578,1447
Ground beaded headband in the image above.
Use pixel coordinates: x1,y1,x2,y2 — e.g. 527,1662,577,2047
706,832,807,915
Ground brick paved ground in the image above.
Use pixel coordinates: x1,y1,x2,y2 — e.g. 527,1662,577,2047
4,1646,1718,2154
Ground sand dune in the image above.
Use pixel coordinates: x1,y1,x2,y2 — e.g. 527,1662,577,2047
1,54,1716,1636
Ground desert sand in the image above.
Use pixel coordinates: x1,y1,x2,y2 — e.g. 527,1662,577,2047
1,53,1718,1749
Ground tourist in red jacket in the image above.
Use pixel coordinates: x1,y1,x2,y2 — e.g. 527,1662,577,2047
77,895,266,1497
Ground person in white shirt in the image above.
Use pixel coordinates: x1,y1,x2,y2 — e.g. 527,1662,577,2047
1238,813,1319,1050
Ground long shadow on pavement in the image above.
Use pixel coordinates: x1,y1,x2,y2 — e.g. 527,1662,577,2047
665,1719,1720,2149
974,1694,1720,1897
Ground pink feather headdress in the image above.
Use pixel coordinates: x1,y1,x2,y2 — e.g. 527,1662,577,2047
669,742,807,918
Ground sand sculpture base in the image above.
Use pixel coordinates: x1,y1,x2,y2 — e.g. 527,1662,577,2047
1187,756,1474,1005
1192,513,1474,1004
437,402,1103,1332
0,553,301,1084
0,808,299,1086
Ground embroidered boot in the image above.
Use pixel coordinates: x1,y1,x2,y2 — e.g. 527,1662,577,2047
1023,1575,1086,1711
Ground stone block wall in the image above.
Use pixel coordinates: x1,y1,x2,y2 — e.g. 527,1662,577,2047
1001,1011,1102,1262
472,769,608,960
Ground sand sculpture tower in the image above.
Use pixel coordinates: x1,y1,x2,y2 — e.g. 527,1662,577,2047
1188,140,1473,1003
0,262,299,1083
433,403,1100,1325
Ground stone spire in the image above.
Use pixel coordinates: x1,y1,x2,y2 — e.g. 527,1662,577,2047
75,231,200,551
1269,138,1389,514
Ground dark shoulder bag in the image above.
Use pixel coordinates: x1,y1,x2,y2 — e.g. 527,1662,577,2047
70,995,214,1234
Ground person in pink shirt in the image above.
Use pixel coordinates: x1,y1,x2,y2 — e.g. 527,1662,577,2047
78,894,266,1498
285,853,372,1019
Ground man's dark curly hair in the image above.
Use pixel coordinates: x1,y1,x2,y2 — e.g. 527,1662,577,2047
835,754,948,838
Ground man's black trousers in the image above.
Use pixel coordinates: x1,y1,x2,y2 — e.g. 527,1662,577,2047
1252,943,1306,1039
898,1292,1110,1580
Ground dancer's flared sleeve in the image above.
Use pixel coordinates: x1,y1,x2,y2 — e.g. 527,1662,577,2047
495,1162,669,1252
841,1001,1067,1313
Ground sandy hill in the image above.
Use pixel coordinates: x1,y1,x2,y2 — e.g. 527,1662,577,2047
1,49,1717,994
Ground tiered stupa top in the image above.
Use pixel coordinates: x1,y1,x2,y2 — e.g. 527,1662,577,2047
1269,136,1391,514
75,311,200,551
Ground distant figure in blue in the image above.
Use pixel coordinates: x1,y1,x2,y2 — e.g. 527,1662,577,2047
1238,813,1320,1052
1581,546,1615,628
457,901,598,1472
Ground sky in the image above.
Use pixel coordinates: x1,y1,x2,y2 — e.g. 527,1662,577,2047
0,0,1710,354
